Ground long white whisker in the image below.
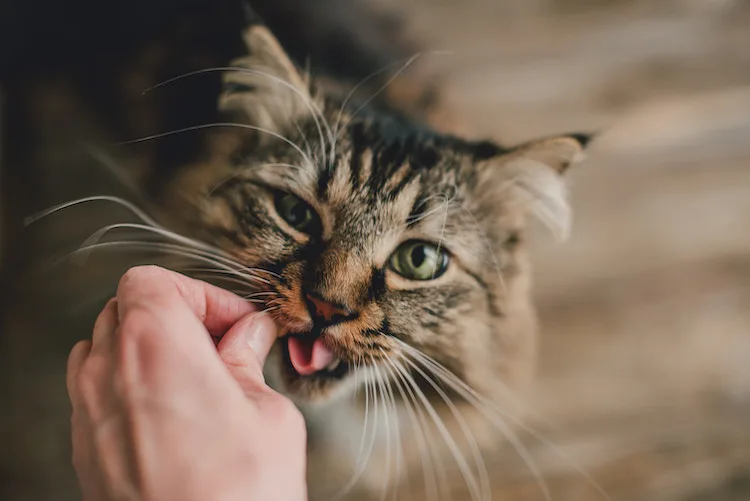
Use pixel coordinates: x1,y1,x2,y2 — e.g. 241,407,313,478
143,67,333,157
242,291,278,301
330,54,421,166
455,203,507,295
397,341,572,501
78,222,232,261
403,192,457,228
383,352,439,501
24,195,160,228
73,225,271,287
432,194,451,280
371,358,394,501
180,266,281,281
115,123,312,168
344,54,421,131
399,355,491,501
330,358,379,501
63,241,269,289
187,273,259,294
381,358,412,499
393,356,481,501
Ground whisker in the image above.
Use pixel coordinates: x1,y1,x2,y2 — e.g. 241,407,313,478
391,359,454,501
143,66,333,158
181,266,269,277
329,50,452,165
330,358,379,501
395,342,614,501
397,342,549,499
371,358,394,501
382,352,438,501
382,361,410,501
398,355,491,501
455,203,507,295
187,272,256,294
390,355,482,501
79,222,230,260
24,195,160,228
25,196,278,283
432,193,451,280
330,54,420,164
74,222,279,283
62,241,268,290
115,123,313,168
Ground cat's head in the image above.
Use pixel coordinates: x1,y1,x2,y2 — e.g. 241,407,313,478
173,25,588,405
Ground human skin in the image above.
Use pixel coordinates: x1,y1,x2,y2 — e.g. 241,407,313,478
66,265,307,501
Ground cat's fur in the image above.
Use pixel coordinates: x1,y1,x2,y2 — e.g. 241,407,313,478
1,3,588,499
161,23,589,500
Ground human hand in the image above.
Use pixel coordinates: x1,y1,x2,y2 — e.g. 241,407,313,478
66,265,307,501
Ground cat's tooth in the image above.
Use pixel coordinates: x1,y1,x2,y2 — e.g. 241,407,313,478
326,358,341,371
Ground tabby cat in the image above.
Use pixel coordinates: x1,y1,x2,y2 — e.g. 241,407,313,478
156,22,590,501
2,0,589,497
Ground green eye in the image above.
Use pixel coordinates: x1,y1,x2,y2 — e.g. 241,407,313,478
389,241,450,281
274,192,320,234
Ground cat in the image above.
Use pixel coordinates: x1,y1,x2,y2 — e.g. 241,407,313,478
1,4,589,500
156,22,590,501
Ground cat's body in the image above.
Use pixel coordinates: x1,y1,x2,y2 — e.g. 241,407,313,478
2,3,588,500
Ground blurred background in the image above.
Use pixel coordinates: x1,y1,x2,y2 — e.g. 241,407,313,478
2,0,749,500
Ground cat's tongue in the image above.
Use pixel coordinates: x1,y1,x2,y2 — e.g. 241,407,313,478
287,336,336,376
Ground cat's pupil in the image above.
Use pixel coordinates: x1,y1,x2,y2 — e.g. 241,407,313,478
289,203,307,224
411,245,426,268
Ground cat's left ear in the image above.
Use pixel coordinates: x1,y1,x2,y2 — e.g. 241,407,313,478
473,133,591,240
503,133,590,174
219,25,317,134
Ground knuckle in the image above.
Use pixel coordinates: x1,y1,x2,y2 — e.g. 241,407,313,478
118,265,167,293
77,358,100,389
75,360,104,411
117,309,153,343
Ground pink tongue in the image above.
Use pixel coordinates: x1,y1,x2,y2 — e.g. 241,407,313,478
288,337,336,376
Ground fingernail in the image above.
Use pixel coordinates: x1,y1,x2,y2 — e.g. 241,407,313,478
243,313,278,362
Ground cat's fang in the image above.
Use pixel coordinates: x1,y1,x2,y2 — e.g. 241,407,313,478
325,358,341,372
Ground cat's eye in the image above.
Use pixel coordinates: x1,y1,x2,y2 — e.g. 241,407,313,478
274,192,321,235
389,240,449,281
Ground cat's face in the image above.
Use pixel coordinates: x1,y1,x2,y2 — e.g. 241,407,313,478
175,26,587,404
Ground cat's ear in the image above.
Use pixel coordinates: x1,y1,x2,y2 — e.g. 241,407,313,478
506,134,590,174
219,25,316,133
474,133,590,240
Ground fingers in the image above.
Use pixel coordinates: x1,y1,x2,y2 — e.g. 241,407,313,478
116,266,256,338
217,312,278,395
113,266,273,401
67,340,92,405
90,298,119,355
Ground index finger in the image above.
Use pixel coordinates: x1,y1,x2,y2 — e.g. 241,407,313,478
116,265,256,338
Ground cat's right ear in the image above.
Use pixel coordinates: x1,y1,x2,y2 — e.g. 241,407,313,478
219,25,317,134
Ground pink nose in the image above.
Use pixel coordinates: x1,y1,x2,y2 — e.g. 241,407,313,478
305,293,355,324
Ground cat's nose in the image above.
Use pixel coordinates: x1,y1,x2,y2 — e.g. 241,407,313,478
304,292,357,326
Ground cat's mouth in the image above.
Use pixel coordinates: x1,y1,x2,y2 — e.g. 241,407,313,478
281,333,351,382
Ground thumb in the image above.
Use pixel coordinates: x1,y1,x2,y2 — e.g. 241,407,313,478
217,311,279,395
